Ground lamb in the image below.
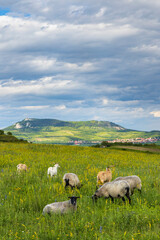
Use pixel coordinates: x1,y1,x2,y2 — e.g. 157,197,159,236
17,164,28,172
113,175,142,194
47,164,60,177
97,167,112,185
42,196,80,215
63,173,81,189
92,180,131,204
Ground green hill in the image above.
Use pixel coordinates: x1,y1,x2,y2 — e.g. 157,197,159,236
0,130,28,143
3,118,160,144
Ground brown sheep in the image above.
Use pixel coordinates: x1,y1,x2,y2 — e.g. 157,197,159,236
17,163,28,172
97,167,112,185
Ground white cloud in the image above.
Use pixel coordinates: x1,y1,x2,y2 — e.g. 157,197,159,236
131,44,160,55
0,1,160,131
69,5,85,17
0,15,139,53
55,105,66,110
102,98,109,105
96,7,107,17
150,111,160,117
19,105,50,110
0,78,75,96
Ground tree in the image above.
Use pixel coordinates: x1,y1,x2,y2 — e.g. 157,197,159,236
0,130,4,135
7,132,12,136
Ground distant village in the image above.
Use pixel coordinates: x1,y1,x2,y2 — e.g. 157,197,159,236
68,137,160,146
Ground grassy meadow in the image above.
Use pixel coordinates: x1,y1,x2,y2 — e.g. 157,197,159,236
0,142,159,240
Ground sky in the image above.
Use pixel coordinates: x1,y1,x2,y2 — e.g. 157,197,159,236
0,0,160,131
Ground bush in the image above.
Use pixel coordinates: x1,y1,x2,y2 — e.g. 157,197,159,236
7,132,12,136
0,130,4,135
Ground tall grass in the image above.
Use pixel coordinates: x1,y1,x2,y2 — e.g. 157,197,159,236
0,143,159,239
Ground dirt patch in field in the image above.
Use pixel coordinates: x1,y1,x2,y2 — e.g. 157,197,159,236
113,146,160,153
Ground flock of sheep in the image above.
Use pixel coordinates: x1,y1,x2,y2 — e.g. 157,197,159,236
16,163,142,215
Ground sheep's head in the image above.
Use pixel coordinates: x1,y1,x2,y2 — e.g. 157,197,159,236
106,167,111,172
65,178,70,187
68,196,80,206
54,164,60,168
92,190,99,201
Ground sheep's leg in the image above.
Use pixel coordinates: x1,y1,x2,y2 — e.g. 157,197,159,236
122,197,125,202
109,195,114,203
138,189,142,194
47,212,51,217
125,194,131,205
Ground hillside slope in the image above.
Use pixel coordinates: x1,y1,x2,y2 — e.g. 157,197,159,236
0,130,28,143
4,118,160,144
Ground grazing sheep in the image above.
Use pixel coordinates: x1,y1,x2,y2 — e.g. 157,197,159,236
92,180,131,204
47,164,60,177
63,173,81,189
43,196,80,215
17,164,28,172
113,175,142,194
97,167,112,185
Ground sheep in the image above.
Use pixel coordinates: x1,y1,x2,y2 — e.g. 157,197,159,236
42,196,80,215
97,167,112,185
17,164,28,173
47,164,60,177
63,173,81,189
92,180,131,204
113,175,142,195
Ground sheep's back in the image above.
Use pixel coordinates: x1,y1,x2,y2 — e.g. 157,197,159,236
97,170,112,182
99,180,129,198
63,173,80,187
114,175,141,190
43,200,76,214
109,181,129,197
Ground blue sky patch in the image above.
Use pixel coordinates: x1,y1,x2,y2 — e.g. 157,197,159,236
0,8,10,16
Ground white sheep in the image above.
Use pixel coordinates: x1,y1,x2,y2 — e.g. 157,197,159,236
63,173,81,189
97,167,112,185
42,196,80,215
113,175,142,194
17,164,28,173
92,180,131,204
47,164,60,177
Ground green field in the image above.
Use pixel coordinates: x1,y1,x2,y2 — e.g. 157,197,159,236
0,143,159,239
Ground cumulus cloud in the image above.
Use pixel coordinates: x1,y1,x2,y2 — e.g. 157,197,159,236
96,7,107,17
150,111,160,118
55,105,66,110
0,78,79,96
131,44,160,55
19,105,50,110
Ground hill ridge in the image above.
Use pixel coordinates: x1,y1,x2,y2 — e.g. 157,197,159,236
11,118,126,131
3,118,160,144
